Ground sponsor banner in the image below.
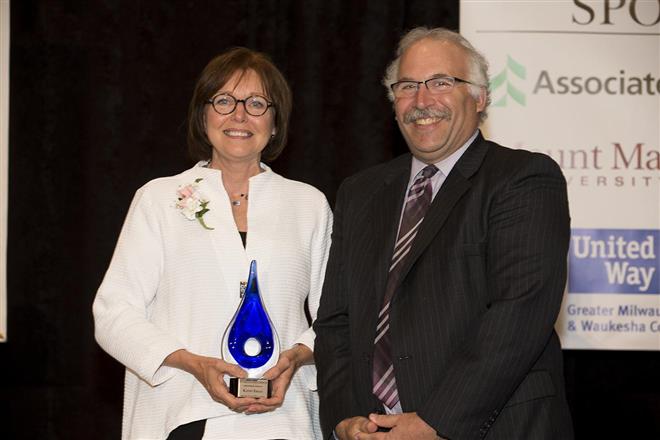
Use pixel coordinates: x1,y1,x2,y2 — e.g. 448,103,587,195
461,0,659,350
0,0,7,342
570,229,658,294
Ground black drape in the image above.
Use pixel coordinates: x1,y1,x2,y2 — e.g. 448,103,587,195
1,1,658,438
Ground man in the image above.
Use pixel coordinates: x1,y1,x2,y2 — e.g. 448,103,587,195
314,27,574,440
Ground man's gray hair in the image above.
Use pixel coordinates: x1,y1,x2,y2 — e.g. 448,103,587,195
383,27,491,120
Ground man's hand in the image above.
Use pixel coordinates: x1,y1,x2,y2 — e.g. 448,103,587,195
335,416,379,440
357,412,444,440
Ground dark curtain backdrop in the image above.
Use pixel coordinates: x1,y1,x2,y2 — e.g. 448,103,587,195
1,1,658,438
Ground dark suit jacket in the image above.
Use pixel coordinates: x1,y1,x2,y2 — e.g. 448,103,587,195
314,133,574,440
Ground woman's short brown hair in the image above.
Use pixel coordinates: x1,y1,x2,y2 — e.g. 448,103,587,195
187,47,292,163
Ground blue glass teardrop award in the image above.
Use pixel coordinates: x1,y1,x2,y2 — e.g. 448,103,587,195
221,260,280,398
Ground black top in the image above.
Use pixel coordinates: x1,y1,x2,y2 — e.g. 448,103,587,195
239,231,247,248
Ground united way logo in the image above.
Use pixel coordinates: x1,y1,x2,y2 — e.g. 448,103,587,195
490,55,526,107
569,229,659,294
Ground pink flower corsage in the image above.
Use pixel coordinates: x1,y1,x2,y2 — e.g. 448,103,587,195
175,178,213,230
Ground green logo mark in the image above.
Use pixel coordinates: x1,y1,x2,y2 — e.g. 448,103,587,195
490,55,526,107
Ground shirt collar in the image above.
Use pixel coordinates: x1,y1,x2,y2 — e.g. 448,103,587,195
192,160,272,181
409,129,479,180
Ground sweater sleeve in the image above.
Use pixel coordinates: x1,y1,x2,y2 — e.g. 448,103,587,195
93,186,186,386
291,193,333,393
294,194,333,352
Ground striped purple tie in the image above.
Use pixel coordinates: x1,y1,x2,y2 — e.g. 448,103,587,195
372,164,439,410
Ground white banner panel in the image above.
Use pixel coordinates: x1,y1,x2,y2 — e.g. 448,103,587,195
0,0,8,342
461,0,659,350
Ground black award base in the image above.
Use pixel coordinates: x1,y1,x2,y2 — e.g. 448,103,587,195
229,377,272,398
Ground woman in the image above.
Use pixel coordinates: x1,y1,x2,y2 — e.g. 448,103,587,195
93,48,331,439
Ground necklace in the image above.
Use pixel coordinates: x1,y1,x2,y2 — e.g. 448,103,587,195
231,193,248,206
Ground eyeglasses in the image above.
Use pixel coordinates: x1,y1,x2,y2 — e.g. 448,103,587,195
207,93,273,116
390,76,476,98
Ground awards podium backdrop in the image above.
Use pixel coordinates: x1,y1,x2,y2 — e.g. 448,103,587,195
461,0,660,351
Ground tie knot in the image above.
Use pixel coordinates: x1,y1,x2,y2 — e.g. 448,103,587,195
420,165,439,180
408,165,438,197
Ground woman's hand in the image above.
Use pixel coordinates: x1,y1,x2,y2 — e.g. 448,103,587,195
163,349,258,412
244,344,313,414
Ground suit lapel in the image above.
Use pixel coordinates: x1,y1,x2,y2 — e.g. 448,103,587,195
372,156,411,304
392,134,490,300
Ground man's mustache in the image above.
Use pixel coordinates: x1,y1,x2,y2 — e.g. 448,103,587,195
403,107,451,124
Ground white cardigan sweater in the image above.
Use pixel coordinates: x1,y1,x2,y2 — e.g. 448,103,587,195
93,163,332,439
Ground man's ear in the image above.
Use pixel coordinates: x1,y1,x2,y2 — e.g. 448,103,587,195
475,86,487,113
